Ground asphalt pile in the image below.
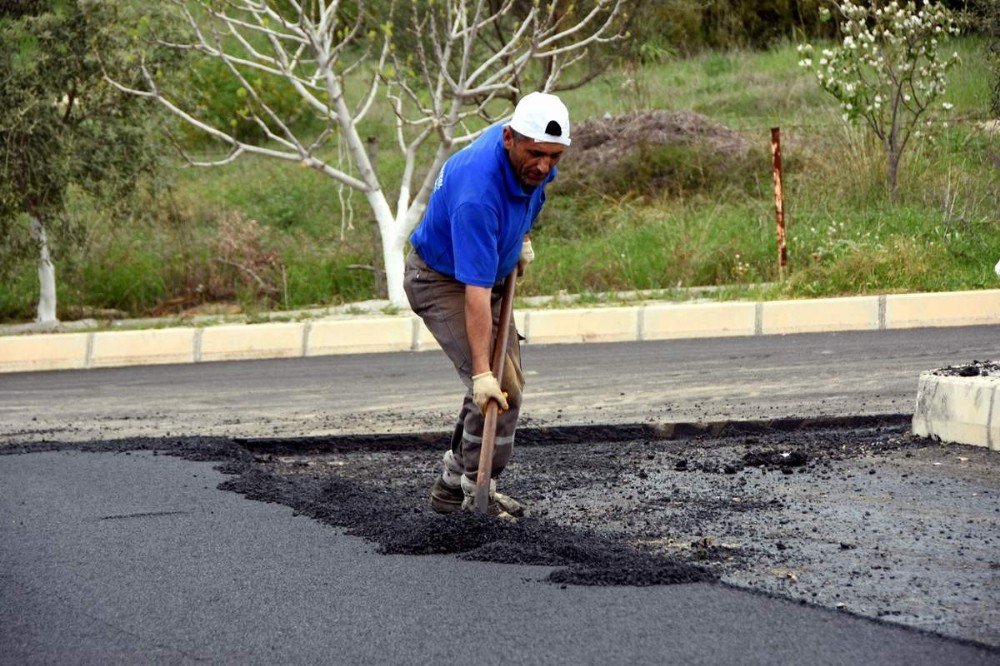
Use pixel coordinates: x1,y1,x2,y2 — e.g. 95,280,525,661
933,360,1000,377
218,456,715,587
220,422,999,646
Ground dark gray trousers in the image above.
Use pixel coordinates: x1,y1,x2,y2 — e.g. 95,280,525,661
403,251,523,480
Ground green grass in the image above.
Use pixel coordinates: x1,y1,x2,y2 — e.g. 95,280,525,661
1,37,997,322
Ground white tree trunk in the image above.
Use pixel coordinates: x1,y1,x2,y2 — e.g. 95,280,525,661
363,188,408,307
29,216,58,326
382,230,408,307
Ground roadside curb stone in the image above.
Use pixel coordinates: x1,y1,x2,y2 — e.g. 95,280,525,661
1,288,999,374
913,373,1000,450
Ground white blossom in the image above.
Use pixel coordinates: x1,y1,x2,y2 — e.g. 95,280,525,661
797,0,960,195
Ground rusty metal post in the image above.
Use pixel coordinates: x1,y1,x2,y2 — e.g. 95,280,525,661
770,127,788,279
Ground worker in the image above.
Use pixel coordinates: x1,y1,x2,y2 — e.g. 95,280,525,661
404,92,570,520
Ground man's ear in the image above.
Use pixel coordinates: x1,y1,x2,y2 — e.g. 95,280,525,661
502,126,515,150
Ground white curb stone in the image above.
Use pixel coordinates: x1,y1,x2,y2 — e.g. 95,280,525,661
913,373,1000,450
643,302,756,340
200,323,305,362
307,318,411,356
526,307,639,344
761,296,879,335
886,289,1000,329
0,332,89,372
90,328,196,368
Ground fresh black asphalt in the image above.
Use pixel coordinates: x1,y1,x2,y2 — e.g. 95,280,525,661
2,449,997,665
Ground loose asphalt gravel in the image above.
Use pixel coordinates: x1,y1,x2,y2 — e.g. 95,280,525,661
203,420,1000,645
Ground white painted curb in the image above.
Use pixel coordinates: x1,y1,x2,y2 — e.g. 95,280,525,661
913,373,1000,450
1,288,999,374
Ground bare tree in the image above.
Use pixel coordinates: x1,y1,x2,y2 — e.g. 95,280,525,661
106,0,627,306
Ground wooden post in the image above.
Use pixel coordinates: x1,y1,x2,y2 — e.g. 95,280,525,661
770,127,788,279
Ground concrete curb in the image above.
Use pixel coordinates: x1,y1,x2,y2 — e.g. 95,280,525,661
913,373,1000,450
2,288,999,374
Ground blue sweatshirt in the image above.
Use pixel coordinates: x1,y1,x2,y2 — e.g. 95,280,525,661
410,123,556,287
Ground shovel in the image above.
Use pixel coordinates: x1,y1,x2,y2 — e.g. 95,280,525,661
474,269,517,513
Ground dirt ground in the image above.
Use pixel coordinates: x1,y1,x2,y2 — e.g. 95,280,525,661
565,110,752,170
14,419,996,649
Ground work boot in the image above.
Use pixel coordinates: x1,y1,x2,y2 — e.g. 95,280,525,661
429,477,463,514
459,475,519,522
429,450,465,514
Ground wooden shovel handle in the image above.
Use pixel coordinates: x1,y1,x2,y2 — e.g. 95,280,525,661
474,270,517,513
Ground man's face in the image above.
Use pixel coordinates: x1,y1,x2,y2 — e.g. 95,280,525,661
503,126,565,189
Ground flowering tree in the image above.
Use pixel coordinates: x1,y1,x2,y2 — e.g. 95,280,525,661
798,1,961,198
108,0,628,307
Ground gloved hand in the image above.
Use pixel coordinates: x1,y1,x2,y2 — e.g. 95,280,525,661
520,238,535,265
472,371,509,414
518,238,534,276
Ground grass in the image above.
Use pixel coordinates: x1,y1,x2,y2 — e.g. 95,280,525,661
1,37,997,322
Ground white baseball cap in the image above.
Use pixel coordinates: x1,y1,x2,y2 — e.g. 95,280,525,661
507,92,571,146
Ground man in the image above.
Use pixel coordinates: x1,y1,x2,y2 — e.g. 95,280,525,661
404,92,570,520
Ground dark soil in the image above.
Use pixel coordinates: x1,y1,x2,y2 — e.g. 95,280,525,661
5,419,998,646
552,110,757,196
566,110,752,170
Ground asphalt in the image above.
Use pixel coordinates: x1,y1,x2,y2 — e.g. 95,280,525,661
3,325,999,445
2,450,997,665
2,326,999,663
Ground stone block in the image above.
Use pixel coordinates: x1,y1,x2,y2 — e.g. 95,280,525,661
761,297,878,335
91,328,195,368
0,333,89,373
913,373,1000,450
200,323,304,362
307,318,411,356
643,302,755,340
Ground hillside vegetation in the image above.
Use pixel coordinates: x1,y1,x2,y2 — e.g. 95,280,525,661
0,36,996,321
